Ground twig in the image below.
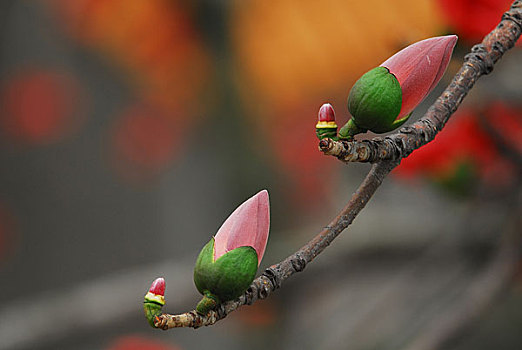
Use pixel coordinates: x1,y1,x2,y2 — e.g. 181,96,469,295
155,160,396,329
153,0,522,329
319,1,522,163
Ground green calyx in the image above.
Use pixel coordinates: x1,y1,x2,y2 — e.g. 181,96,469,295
346,66,403,136
316,126,338,140
143,299,164,328
193,238,258,314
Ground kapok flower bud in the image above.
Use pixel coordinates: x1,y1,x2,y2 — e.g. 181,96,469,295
340,35,458,139
193,190,270,314
144,277,166,327
316,103,338,140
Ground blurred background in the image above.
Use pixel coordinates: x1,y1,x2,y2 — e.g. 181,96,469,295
0,0,521,349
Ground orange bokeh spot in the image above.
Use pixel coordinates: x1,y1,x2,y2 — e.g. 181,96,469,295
47,0,211,116
1,69,84,145
231,0,445,108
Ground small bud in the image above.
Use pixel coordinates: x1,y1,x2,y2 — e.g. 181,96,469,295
144,277,166,328
318,103,336,123
340,35,458,139
194,190,270,314
316,103,338,140
147,277,165,302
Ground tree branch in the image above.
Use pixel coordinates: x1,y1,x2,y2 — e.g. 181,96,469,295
152,0,522,330
319,1,522,163
154,160,396,329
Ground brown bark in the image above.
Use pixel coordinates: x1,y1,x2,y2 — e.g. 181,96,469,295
153,1,522,330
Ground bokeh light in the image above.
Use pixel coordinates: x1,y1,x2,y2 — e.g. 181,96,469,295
394,102,522,191
436,0,519,45
105,335,180,350
1,68,85,145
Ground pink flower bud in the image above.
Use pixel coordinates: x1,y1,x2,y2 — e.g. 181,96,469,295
214,190,270,266
144,277,166,327
148,277,165,296
318,103,336,123
380,35,458,119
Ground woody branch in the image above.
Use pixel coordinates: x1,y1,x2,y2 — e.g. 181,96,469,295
319,1,522,163
153,0,522,330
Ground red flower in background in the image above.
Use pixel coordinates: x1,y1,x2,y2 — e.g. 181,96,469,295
394,102,522,191
260,103,339,208
106,335,180,350
1,69,85,145
437,0,518,45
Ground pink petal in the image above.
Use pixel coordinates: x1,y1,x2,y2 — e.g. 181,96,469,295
318,103,336,122
148,277,165,296
380,35,457,118
214,190,270,265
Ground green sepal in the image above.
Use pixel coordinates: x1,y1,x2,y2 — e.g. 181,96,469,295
316,127,338,140
347,67,402,133
143,300,163,328
193,238,258,312
338,118,366,140
196,291,220,315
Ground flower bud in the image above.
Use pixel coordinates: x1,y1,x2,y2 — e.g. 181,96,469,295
316,103,338,140
143,277,166,327
193,190,270,314
340,35,458,139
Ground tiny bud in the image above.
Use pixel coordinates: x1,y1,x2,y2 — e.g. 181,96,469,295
318,103,336,123
316,103,338,140
148,277,165,296
144,277,165,306
144,277,166,328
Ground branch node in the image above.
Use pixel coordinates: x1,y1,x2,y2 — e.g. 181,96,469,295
290,252,307,272
503,2,522,33
319,138,332,151
464,44,494,75
262,266,282,291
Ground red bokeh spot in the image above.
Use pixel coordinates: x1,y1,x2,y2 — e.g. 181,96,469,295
487,101,522,154
262,103,338,208
106,335,180,350
1,69,85,145
437,0,518,45
47,0,211,116
394,102,521,188
111,104,180,182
